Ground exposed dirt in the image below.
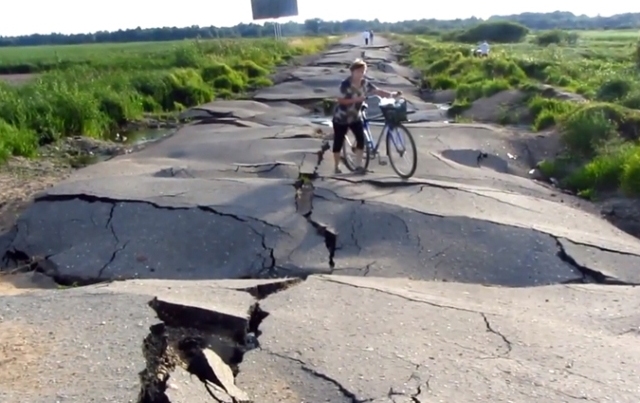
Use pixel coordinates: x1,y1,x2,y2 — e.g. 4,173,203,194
0,158,71,233
438,86,587,125
0,137,131,236
0,272,57,295
462,89,530,123
0,320,55,392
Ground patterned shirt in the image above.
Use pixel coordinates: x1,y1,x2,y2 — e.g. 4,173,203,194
333,77,378,124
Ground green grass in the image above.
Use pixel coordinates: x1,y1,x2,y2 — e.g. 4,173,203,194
0,37,330,162
393,29,640,198
0,38,329,73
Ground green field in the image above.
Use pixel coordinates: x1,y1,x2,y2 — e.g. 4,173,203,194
0,38,328,73
394,25,640,198
0,37,329,163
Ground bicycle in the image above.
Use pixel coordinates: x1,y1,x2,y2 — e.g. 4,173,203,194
341,96,418,179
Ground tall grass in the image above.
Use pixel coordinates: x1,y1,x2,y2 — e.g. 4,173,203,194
0,37,330,160
395,31,640,196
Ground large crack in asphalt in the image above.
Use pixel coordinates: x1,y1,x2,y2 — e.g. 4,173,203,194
309,175,640,286
552,236,633,285
0,193,314,286
1,171,636,287
293,139,338,269
135,278,438,403
137,285,275,403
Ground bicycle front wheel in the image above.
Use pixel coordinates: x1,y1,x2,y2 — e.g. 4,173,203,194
386,123,417,179
342,128,371,172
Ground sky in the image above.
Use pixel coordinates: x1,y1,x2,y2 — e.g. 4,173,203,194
2,1,640,37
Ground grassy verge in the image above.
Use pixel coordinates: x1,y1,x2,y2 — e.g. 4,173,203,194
392,30,640,198
0,37,330,163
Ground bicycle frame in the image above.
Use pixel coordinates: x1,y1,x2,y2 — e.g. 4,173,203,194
362,109,407,157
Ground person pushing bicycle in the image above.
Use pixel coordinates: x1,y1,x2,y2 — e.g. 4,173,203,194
332,59,402,174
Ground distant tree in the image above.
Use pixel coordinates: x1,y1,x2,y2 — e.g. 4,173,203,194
445,21,529,43
1,12,640,48
304,19,321,35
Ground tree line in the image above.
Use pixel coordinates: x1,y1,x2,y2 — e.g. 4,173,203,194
1,11,640,47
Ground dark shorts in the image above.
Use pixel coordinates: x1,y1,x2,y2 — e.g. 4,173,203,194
332,120,366,153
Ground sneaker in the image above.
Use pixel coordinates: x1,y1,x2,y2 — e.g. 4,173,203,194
354,166,367,175
334,167,343,174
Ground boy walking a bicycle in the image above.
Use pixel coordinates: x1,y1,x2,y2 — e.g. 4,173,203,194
332,59,402,174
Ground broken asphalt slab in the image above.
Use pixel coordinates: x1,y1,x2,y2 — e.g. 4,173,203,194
1,275,639,402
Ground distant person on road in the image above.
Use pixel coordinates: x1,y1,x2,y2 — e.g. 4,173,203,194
369,30,374,45
362,30,370,46
331,59,403,174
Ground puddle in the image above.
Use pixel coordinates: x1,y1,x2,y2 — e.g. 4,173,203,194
309,117,333,126
111,128,176,146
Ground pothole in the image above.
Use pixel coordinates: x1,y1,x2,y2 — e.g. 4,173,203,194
440,149,512,174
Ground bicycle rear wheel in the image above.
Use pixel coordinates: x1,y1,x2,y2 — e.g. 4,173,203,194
386,123,417,179
342,128,371,172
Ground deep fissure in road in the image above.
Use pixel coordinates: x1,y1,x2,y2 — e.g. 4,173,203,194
137,293,272,403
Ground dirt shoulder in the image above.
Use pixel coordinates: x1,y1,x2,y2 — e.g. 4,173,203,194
0,157,71,233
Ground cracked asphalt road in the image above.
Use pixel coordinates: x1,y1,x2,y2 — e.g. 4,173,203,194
2,276,638,402
1,35,640,403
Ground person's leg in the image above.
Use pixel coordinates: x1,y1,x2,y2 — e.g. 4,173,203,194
350,120,367,173
332,121,348,173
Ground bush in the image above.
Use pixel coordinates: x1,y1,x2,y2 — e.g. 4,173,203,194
564,144,631,192
528,96,576,131
163,69,214,107
560,107,617,157
445,21,529,44
0,119,38,162
201,62,246,92
621,150,640,196
596,78,633,102
456,78,511,101
534,30,578,46
248,76,273,89
233,60,269,79
562,143,640,196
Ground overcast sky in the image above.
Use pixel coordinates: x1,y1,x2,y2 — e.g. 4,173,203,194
2,1,639,36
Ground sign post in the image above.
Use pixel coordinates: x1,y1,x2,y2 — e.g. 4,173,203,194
251,0,298,40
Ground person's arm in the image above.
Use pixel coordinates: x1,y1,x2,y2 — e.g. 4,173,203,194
336,80,364,105
364,79,402,98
